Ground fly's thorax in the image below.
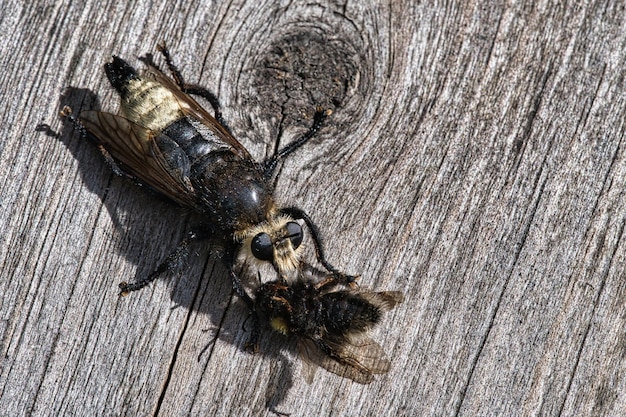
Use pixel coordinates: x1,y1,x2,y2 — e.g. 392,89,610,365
119,77,183,131
191,154,274,232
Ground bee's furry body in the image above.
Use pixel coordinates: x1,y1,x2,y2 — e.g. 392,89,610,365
255,266,404,384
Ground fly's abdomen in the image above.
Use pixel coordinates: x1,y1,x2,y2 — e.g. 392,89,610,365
105,56,182,132
99,55,275,231
161,118,228,165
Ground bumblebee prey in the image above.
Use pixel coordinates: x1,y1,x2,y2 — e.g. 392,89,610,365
255,265,404,384
64,44,355,326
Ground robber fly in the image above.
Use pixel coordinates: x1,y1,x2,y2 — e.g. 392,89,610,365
62,44,354,333
255,265,404,384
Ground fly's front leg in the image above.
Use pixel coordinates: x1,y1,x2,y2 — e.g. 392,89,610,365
119,230,203,295
228,268,260,352
263,107,331,179
280,206,358,288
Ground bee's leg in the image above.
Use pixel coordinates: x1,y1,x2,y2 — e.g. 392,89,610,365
263,107,331,179
155,43,234,135
119,230,202,295
279,206,358,287
228,268,259,352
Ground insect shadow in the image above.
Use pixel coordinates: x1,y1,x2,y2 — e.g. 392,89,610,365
54,86,250,343
55,87,197,290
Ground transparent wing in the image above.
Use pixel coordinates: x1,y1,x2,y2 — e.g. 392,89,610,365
329,336,391,374
361,291,405,311
298,336,391,385
148,70,252,159
297,339,319,384
80,111,197,207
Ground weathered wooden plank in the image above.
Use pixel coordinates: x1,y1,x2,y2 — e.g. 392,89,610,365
1,1,625,416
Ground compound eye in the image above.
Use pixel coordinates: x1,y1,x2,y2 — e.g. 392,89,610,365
286,221,303,249
251,232,273,261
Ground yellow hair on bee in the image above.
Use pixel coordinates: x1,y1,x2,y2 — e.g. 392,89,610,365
270,317,290,335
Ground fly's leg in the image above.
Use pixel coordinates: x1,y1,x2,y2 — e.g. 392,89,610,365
227,268,260,352
155,43,233,135
266,108,356,287
280,206,358,288
60,106,129,178
263,107,331,180
155,42,185,86
119,230,202,295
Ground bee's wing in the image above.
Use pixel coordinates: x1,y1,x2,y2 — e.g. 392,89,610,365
358,290,405,312
373,291,405,310
297,338,320,384
80,111,197,207
149,70,252,159
330,336,391,375
298,336,390,384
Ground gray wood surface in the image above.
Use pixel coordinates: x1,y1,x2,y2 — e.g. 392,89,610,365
2,1,626,416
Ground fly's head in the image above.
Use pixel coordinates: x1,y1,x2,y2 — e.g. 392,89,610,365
234,214,305,282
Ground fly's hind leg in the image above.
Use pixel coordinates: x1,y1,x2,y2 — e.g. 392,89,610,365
119,230,203,295
60,106,129,179
155,43,233,135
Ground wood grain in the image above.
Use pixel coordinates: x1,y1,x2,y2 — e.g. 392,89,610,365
2,1,625,416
